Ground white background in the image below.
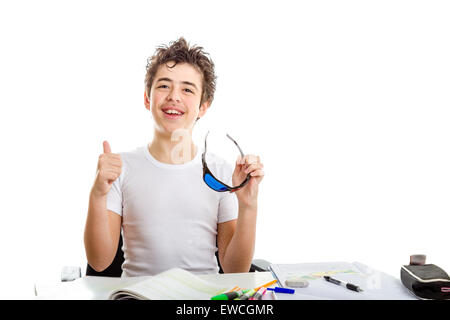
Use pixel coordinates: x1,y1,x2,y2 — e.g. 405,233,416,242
1,0,449,298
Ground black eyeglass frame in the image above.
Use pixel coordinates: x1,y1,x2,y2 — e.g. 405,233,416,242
202,131,251,192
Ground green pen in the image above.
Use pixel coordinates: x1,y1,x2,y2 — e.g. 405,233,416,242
211,289,250,300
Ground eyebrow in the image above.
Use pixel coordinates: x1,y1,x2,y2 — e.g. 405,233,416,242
155,77,198,91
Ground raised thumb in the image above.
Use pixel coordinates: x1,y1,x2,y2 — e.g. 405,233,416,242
103,140,112,154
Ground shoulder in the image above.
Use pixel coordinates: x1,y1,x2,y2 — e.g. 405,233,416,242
118,146,146,163
113,146,148,178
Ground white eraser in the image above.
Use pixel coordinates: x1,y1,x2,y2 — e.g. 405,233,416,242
61,266,82,282
410,254,426,265
285,276,309,288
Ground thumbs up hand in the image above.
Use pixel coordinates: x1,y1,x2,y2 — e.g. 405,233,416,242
92,141,123,197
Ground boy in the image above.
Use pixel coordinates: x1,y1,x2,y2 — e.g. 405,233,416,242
84,38,264,276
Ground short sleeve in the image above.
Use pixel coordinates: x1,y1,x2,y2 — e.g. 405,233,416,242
217,160,238,223
218,191,238,223
106,153,125,216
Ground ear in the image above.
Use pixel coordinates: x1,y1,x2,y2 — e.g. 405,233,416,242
197,100,211,119
144,91,150,110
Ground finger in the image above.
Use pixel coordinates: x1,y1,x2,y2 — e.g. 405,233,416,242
244,162,264,174
103,140,112,154
250,169,264,177
109,153,121,160
105,156,122,166
102,167,122,175
101,168,121,179
99,155,122,167
101,153,121,160
235,159,249,173
242,154,259,165
238,155,247,165
108,161,123,168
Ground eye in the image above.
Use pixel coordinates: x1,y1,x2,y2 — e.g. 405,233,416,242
184,88,194,93
157,84,169,89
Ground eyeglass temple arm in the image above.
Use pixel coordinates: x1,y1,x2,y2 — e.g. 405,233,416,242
203,131,210,156
226,133,245,158
226,133,250,190
204,131,245,158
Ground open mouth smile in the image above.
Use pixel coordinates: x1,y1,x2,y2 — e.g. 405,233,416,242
162,108,185,119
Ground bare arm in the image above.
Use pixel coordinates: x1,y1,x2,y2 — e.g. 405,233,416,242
84,141,123,272
84,191,122,272
217,204,257,273
218,153,264,273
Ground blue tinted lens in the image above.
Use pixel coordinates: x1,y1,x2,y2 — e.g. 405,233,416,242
204,173,228,191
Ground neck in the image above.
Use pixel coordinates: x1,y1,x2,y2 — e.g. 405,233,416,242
148,129,197,164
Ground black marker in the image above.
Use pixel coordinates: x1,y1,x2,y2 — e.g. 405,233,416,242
323,276,363,292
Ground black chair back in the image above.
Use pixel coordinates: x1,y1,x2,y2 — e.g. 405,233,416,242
86,235,125,277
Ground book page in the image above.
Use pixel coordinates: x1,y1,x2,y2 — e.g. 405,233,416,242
269,261,415,300
109,268,232,300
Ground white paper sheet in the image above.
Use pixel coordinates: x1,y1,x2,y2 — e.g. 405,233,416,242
269,261,416,300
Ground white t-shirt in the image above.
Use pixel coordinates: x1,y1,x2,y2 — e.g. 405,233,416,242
106,145,238,277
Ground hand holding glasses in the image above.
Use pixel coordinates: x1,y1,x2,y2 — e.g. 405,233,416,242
202,131,251,192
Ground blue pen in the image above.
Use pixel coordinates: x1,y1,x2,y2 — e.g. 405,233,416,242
267,287,295,294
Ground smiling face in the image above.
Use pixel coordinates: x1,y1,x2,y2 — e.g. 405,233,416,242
145,61,210,136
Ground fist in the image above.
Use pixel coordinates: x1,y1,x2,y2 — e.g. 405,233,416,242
92,141,123,197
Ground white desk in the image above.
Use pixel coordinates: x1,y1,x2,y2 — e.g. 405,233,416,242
34,271,276,300
33,264,417,300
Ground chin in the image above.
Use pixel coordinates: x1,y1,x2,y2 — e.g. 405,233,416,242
159,124,193,137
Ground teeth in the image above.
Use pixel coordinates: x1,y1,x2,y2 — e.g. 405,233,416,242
164,109,182,115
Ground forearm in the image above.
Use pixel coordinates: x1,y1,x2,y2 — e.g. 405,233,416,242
84,190,116,271
221,203,257,273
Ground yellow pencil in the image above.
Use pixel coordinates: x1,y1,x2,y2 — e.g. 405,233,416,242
254,279,278,291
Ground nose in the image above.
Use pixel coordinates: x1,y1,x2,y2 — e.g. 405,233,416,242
166,87,181,102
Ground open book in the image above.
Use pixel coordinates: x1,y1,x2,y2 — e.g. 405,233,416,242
109,268,231,300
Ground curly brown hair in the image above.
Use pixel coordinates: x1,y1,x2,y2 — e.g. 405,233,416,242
145,37,217,106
